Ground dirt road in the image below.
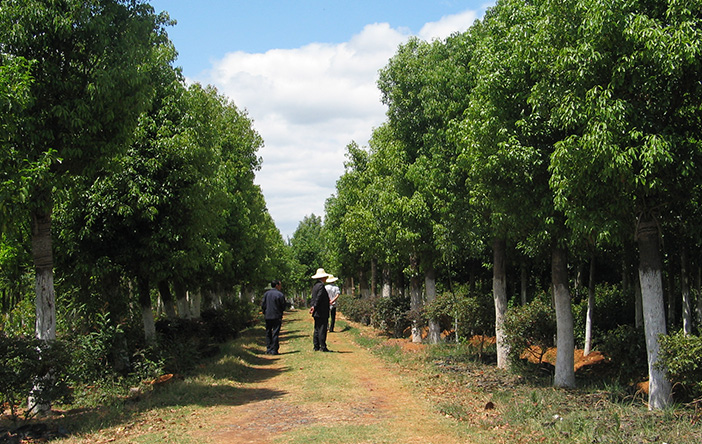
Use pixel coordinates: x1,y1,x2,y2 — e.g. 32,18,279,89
197,309,468,444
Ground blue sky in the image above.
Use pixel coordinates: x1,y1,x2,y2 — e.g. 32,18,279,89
149,0,492,239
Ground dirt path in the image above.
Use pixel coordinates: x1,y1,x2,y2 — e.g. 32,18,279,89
198,309,468,444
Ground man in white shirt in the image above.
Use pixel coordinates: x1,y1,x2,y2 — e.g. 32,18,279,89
325,275,341,332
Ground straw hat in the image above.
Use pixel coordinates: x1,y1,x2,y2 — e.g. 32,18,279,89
326,275,339,283
310,268,330,279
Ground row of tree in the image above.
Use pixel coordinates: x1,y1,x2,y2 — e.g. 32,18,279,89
322,0,702,410
1,0,292,410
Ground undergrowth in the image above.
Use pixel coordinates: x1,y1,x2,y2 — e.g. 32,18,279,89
344,319,702,444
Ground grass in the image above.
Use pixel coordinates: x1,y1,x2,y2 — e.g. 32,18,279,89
4,312,701,443
355,326,702,444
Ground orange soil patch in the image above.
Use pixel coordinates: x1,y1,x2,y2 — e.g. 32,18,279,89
522,345,610,371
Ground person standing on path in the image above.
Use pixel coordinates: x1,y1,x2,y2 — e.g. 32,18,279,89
325,275,340,332
309,268,331,352
261,279,286,355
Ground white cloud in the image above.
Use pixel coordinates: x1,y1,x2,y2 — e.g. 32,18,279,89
419,10,477,42
202,10,478,239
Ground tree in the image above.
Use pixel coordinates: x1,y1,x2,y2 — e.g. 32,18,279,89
0,0,167,410
547,0,702,409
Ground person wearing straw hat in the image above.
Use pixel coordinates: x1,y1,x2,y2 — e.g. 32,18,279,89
325,275,340,332
309,268,331,352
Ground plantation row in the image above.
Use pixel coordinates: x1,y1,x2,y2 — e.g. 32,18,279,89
317,0,702,412
1,0,297,416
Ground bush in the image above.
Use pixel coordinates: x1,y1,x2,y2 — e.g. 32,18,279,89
65,312,125,384
572,283,634,349
373,293,411,337
337,294,376,325
425,288,494,343
598,324,647,382
0,335,73,420
658,330,702,400
503,294,556,369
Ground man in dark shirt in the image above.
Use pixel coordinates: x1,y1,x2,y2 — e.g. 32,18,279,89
309,268,331,352
261,279,286,355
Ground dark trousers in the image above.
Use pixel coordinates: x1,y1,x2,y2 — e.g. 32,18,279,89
329,306,337,332
265,318,282,354
313,316,329,351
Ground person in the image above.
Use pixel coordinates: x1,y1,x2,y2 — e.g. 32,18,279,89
325,275,340,332
261,279,286,355
309,268,331,352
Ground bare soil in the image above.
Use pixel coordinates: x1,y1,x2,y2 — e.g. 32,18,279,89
198,310,464,443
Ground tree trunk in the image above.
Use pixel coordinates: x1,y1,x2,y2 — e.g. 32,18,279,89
410,255,422,343
637,218,672,410
425,265,441,344
520,259,528,305
158,280,177,320
138,276,156,344
189,288,202,319
493,238,510,369
28,207,56,414
382,266,391,297
681,247,692,335
696,265,702,329
635,271,643,328
370,258,377,298
552,246,575,389
584,253,596,356
174,280,191,319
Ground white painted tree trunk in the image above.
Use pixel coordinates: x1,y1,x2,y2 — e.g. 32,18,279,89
584,255,595,356
382,266,391,298
552,247,575,389
28,209,56,414
493,239,509,369
189,289,202,319
637,218,672,410
425,266,441,344
138,277,156,343
174,280,191,319
681,248,692,335
410,255,423,343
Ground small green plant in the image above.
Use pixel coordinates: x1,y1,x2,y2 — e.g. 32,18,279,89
372,293,410,337
658,330,702,400
503,294,556,370
337,294,376,326
0,335,73,421
598,324,647,383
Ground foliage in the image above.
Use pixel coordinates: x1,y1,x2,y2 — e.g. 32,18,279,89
336,295,376,326
598,324,648,383
372,293,411,338
424,286,495,343
503,295,556,369
64,312,125,384
658,331,702,400
0,335,72,420
572,283,634,348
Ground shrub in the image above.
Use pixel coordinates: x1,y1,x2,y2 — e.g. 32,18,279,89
503,294,556,369
598,324,647,382
373,293,411,337
65,312,125,384
425,289,495,343
658,330,702,400
572,283,634,349
0,335,73,420
337,294,376,325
